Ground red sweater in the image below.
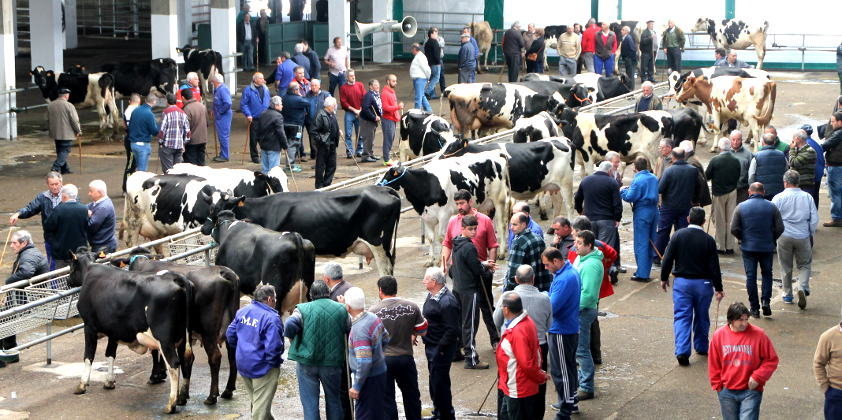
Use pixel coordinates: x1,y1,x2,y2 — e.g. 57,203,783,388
339,82,365,112
496,313,546,398
380,86,401,122
568,240,615,299
176,86,202,109
581,24,600,53
709,324,779,392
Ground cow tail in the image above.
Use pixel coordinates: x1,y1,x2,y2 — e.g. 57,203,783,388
220,268,240,329
754,82,776,127
291,232,308,302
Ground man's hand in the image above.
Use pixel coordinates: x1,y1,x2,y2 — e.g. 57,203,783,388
663,48,668,54
336,295,345,304
412,334,419,346
715,291,724,302
9,213,19,225
398,102,405,109
246,116,253,122
661,279,670,292
615,220,620,227
375,116,380,122
748,377,759,390
349,388,359,399
88,210,93,217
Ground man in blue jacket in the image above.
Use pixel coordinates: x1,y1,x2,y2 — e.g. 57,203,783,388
226,284,284,420
542,247,581,418
86,180,117,254
620,156,659,282
10,172,63,269
241,72,271,163
211,74,233,162
801,124,825,207
619,26,637,90
273,52,297,92
125,95,160,171
457,33,477,83
748,134,788,200
731,182,785,318
282,83,311,172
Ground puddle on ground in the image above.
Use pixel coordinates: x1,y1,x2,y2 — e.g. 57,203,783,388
24,360,124,382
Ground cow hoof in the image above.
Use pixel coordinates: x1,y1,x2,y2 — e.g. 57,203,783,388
203,395,218,406
74,385,87,395
176,396,188,406
220,389,234,400
103,381,116,390
148,377,165,385
164,405,178,415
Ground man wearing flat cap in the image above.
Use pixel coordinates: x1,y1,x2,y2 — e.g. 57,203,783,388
47,88,81,174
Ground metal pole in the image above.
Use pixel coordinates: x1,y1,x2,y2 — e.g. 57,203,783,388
46,321,52,364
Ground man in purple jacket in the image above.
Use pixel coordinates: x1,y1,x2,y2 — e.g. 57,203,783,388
226,284,284,420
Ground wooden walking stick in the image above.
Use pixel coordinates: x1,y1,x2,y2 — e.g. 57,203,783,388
241,119,252,165
0,227,18,267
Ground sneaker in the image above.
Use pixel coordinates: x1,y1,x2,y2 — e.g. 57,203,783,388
571,404,580,414
383,160,394,166
551,403,561,411
464,361,490,370
797,290,807,310
617,266,627,273
750,309,760,319
676,355,690,366
576,390,594,400
291,165,303,173
762,305,772,317
783,295,794,304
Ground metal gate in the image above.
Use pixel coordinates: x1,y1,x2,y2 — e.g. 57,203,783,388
76,0,151,38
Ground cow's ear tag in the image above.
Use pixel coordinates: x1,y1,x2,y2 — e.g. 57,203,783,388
237,201,245,207
98,251,107,259
119,261,127,268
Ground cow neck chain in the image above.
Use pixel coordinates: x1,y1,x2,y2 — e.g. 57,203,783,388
129,254,149,266
572,92,590,104
378,166,408,186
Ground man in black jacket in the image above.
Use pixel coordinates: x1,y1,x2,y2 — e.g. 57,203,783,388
423,28,443,98
359,79,382,162
575,161,622,270
2,230,49,356
312,97,340,188
236,13,260,72
822,112,842,226
655,148,703,261
421,267,460,420
450,215,498,370
255,96,288,174
619,26,637,90
43,184,88,269
502,22,524,82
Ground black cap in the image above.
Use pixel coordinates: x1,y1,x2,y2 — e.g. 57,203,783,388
58,88,71,94
800,124,813,135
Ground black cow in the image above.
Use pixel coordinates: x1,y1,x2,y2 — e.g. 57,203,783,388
667,108,704,146
100,58,178,98
200,186,402,276
178,45,223,96
30,65,119,131
398,109,455,161
69,248,191,414
204,211,316,314
116,253,239,406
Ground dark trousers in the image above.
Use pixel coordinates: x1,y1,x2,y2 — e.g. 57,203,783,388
340,361,353,420
426,343,457,420
736,186,749,204
593,219,620,267
505,53,521,82
249,120,260,162
315,144,337,188
439,65,447,92
499,391,542,420
384,355,422,420
826,386,842,420
805,185,820,208
742,251,774,311
52,139,73,173
457,288,500,366
590,318,601,363
305,125,316,158
622,58,637,90
183,143,206,166
537,343,548,418
655,207,690,259
640,51,656,82
548,333,578,419
122,135,136,192
666,47,682,72
356,372,386,420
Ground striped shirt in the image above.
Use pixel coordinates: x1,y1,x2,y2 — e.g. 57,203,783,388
348,311,389,391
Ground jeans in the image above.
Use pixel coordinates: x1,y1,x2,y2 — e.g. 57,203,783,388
666,47,682,72
559,57,577,76
827,166,842,220
261,149,281,174
413,78,431,111
632,205,658,278
593,219,620,267
328,72,346,96
594,54,615,76
384,355,421,420
504,53,521,82
548,333,578,419
655,207,690,259
717,388,763,420
381,118,396,160
130,142,152,171
776,235,812,296
576,307,597,393
826,386,842,420
426,64,441,97
297,364,344,420
672,277,714,356
426,343,457,420
241,40,255,71
742,251,774,311
183,143,206,166
458,67,476,83
159,145,183,173
343,111,362,155
241,367,280,420
52,139,72,173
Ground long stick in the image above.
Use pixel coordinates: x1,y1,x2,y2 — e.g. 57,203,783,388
285,152,299,192
241,119,252,165
713,298,721,332
476,376,498,415
649,239,663,261
77,134,83,172
0,227,17,267
345,334,356,420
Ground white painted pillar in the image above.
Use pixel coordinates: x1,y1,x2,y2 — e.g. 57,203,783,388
64,0,78,49
29,0,63,71
151,0,179,60
211,0,236,93
371,0,392,63
177,0,193,48
0,0,17,139
328,0,351,58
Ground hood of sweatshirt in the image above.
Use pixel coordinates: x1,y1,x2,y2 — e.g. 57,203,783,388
575,248,604,266
453,235,474,254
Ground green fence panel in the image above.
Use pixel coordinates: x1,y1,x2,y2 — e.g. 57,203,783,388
197,23,211,49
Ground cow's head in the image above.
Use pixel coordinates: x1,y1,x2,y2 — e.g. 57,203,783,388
30,66,59,100
150,58,178,96
439,137,471,158
567,83,593,108
375,164,409,191
67,246,98,287
200,190,246,237
693,18,716,35
676,76,700,104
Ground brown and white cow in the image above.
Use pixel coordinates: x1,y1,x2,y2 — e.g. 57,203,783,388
676,75,776,149
444,82,559,137
693,19,769,69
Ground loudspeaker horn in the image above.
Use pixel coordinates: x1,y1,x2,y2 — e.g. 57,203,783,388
354,16,418,41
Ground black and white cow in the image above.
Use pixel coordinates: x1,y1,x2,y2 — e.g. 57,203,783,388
201,186,402,276
398,109,456,161
376,151,509,262
122,166,287,246
117,254,240,406
693,18,769,69
559,108,672,176
30,65,120,131
204,211,316,313
100,58,179,98
564,72,632,102
513,111,560,143
68,248,191,414
542,25,569,69
178,45,223,96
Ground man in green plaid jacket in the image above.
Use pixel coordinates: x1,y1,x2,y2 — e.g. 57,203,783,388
505,212,551,291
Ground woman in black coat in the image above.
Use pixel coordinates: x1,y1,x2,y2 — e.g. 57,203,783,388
525,28,546,74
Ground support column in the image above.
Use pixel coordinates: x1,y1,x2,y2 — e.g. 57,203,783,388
151,0,179,60
177,0,193,48
64,0,78,49
328,0,351,60
29,0,63,71
0,0,17,139
211,0,236,93
371,0,392,63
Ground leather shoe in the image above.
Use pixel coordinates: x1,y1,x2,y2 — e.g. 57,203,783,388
676,355,690,366
630,276,651,282
824,220,842,227
750,309,760,318
762,305,772,317
576,390,594,400
361,156,378,163
212,156,229,162
464,361,490,370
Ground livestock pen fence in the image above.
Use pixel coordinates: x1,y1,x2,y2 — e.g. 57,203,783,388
0,79,669,363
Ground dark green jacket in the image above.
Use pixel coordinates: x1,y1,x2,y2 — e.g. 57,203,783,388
788,145,817,189
705,152,742,196
285,298,350,367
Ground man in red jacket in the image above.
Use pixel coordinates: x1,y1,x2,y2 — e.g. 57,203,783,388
580,19,600,73
496,292,548,420
339,69,366,158
709,302,779,420
380,74,403,165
